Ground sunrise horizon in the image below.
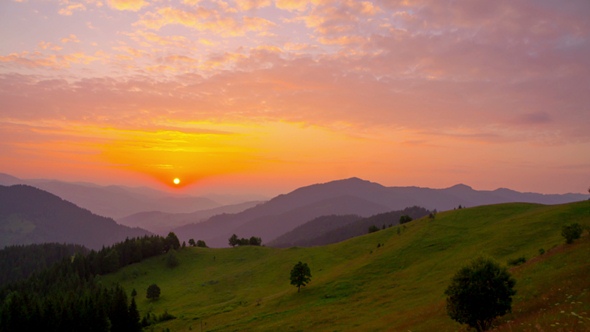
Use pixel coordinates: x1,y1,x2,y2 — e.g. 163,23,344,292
1,0,589,198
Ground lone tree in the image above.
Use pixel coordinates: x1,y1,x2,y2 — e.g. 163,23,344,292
445,257,516,331
290,261,312,292
146,284,161,301
562,223,583,244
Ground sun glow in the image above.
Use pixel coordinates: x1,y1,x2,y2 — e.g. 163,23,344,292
173,178,180,185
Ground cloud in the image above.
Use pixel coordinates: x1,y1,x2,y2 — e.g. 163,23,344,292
107,0,149,11
275,0,311,12
38,41,63,51
61,34,80,44
58,2,86,16
235,0,272,11
137,6,276,36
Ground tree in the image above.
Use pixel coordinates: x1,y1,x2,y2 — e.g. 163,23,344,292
146,284,161,301
368,225,380,233
165,232,180,252
290,261,312,292
188,239,196,247
127,297,141,332
249,236,262,246
399,215,413,224
445,257,516,331
196,240,208,248
561,223,583,244
229,234,239,247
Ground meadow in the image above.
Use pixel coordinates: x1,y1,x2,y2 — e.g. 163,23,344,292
105,201,590,331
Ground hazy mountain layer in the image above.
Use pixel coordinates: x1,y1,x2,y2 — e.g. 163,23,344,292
268,206,430,248
0,185,152,249
117,200,263,235
173,178,586,247
0,173,220,219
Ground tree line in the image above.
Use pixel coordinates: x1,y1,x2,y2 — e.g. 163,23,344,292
228,234,262,247
0,233,181,332
0,243,88,288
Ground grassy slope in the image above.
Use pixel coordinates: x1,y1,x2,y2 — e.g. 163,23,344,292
104,201,590,331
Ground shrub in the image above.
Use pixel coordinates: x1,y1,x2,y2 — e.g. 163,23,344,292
399,215,413,224
507,256,526,266
561,223,583,244
146,284,161,301
368,225,380,233
445,257,516,331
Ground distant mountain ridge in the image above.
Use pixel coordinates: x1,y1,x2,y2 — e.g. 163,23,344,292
268,206,431,248
173,177,587,247
116,200,263,235
0,185,152,249
0,173,221,219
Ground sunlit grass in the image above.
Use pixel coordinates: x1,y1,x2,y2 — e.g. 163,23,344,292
103,201,590,331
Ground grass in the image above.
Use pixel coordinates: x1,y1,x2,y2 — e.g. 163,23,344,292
103,201,590,331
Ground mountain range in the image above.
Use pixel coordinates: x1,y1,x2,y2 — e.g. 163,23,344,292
0,173,256,219
172,177,586,247
0,185,151,250
0,173,586,249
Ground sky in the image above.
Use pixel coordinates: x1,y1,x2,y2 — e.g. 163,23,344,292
1,0,589,196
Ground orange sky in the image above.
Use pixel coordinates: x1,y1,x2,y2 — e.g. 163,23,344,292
1,0,589,196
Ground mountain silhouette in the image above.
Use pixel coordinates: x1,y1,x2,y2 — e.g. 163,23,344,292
173,177,586,247
0,185,152,249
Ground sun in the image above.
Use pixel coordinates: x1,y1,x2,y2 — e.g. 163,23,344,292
173,178,180,185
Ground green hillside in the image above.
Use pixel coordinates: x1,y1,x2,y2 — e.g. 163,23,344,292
104,201,590,331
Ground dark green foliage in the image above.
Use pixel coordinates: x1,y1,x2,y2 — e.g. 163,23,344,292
561,223,583,244
0,279,140,332
229,234,239,247
147,284,161,301
229,234,262,247
399,215,413,224
158,310,176,322
368,225,380,233
165,232,181,252
538,248,545,255
248,236,262,246
290,261,312,292
128,297,141,331
445,257,516,331
196,240,208,248
188,239,196,247
0,243,87,287
0,235,170,332
166,250,179,268
507,256,527,266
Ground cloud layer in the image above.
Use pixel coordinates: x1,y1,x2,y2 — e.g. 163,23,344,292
1,0,589,193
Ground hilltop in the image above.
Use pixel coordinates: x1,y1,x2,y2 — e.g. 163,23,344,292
105,200,590,331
